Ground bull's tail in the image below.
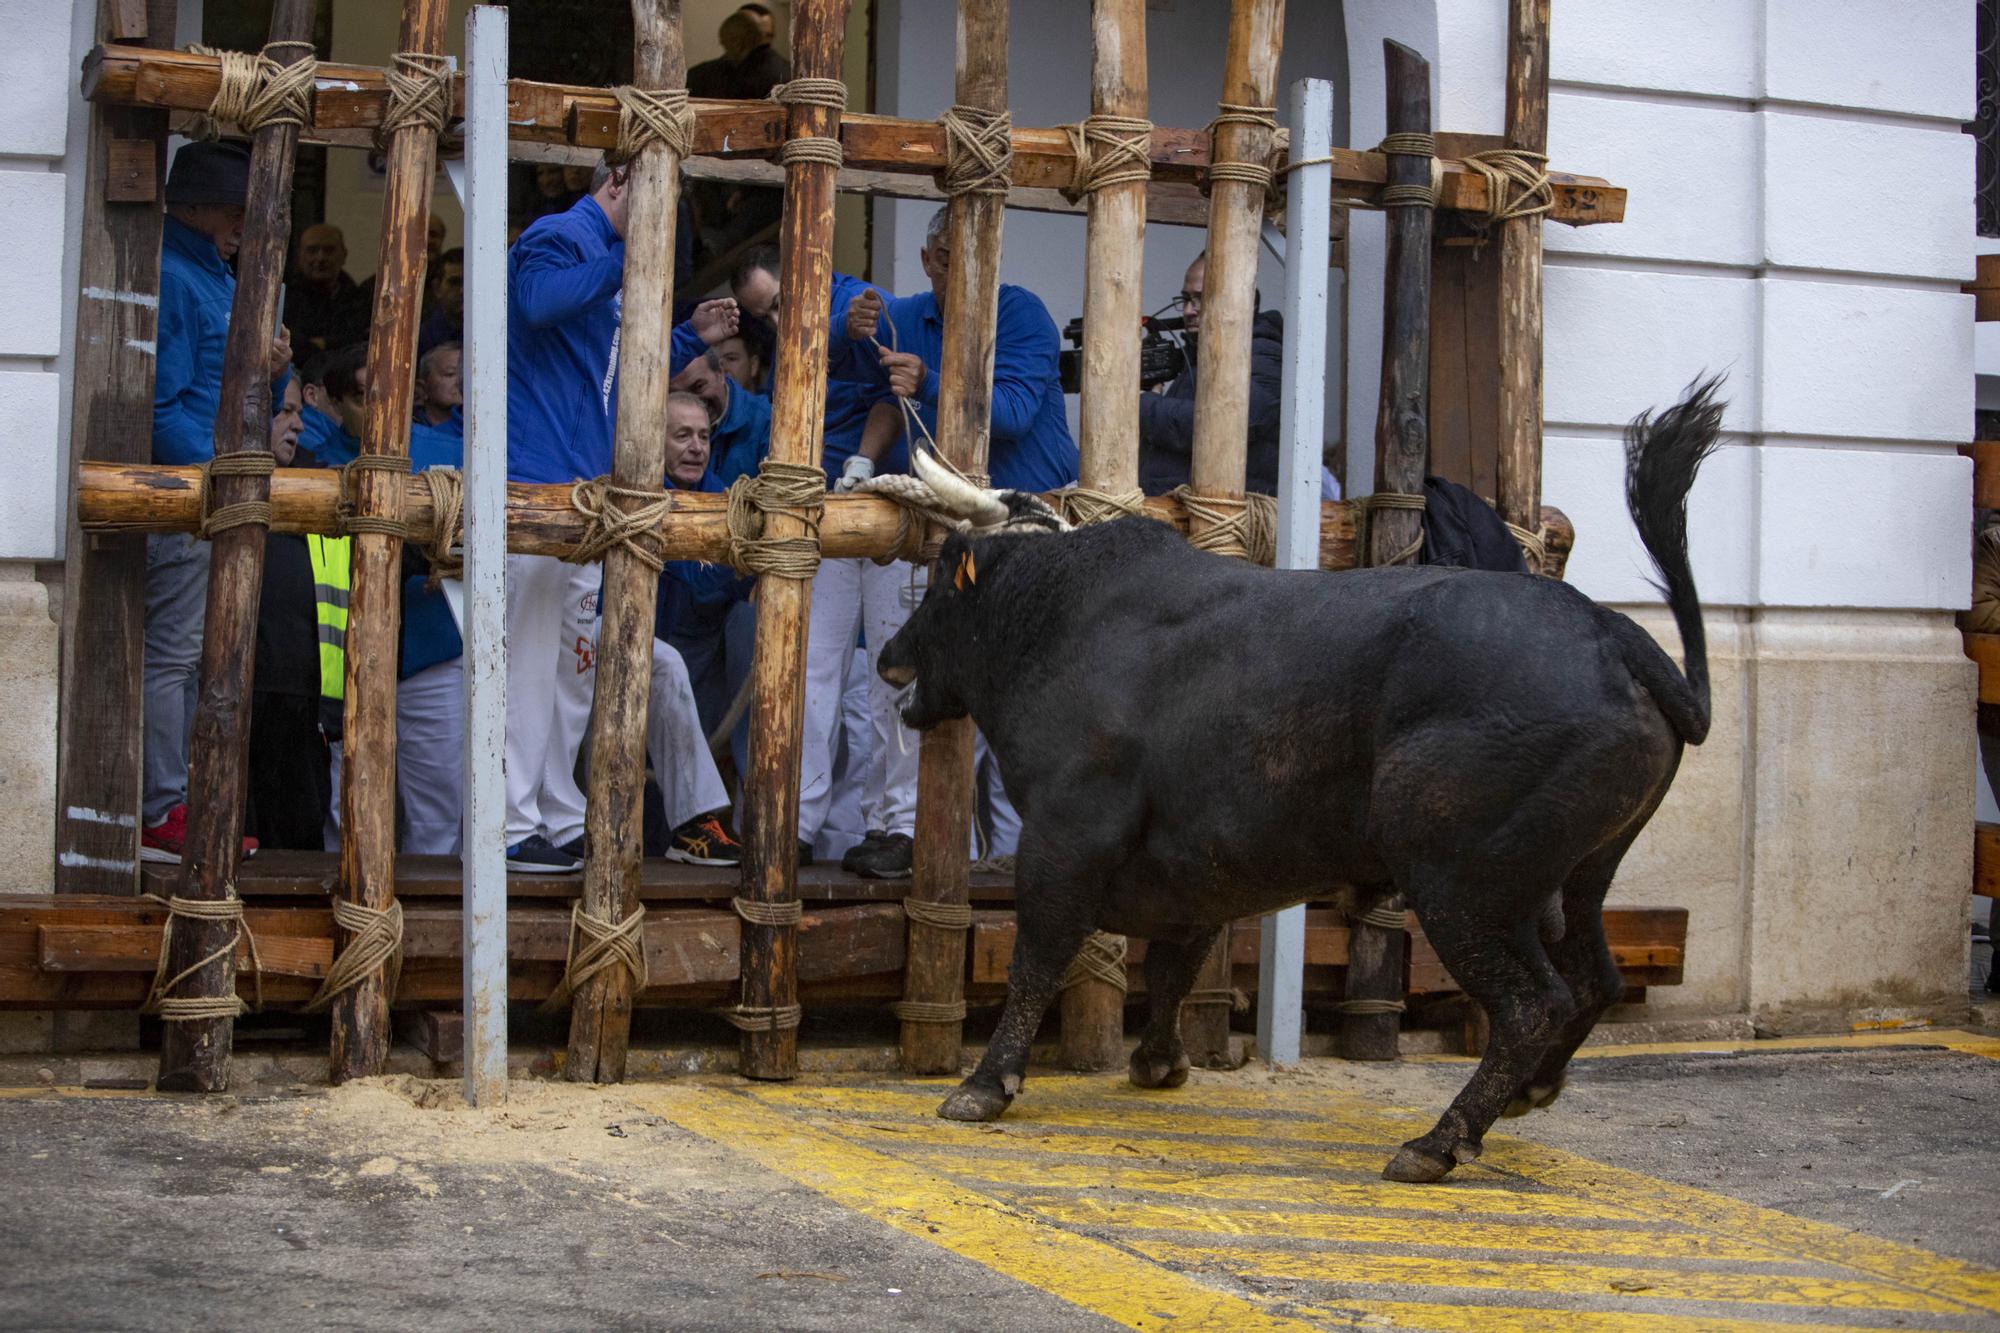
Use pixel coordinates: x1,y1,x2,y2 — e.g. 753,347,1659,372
1622,374,1725,745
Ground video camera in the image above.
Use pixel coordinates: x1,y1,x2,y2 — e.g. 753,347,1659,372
1058,313,1189,395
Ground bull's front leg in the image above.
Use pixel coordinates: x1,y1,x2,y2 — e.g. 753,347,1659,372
1128,926,1222,1090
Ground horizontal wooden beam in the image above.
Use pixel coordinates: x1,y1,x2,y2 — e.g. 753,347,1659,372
1977,820,1999,899
82,45,1624,226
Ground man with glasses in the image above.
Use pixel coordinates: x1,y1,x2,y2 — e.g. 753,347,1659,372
1137,250,1286,497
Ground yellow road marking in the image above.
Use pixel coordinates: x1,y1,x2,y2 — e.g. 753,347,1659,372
1015,1195,1786,1263
642,1084,1327,1333
1129,1239,1973,1315
836,1117,1390,1172
1304,1300,1903,1333
1408,1027,2000,1065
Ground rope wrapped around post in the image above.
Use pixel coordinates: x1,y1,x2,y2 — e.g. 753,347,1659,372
1360,905,1408,932
1377,131,1440,209
938,103,1014,196
1183,988,1246,1013
416,466,464,581
1353,490,1428,567
1462,149,1554,225
1059,114,1154,203
195,451,276,539
186,41,316,139
1166,485,1277,565
609,85,696,165
1062,931,1129,993
1056,486,1148,528
770,78,848,168
1337,998,1408,1015
1505,519,1548,573
893,899,972,1022
732,896,803,928
565,475,673,570
336,454,413,539
540,903,648,1013
724,460,827,578
303,899,404,1013
1204,102,1282,195
376,51,453,151
717,1003,804,1032
140,894,265,1021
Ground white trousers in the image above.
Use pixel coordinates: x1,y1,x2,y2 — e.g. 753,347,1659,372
397,658,464,855
502,553,578,845
974,732,1022,860
799,557,924,846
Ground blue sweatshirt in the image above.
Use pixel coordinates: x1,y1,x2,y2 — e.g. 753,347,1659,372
506,195,705,484
821,273,895,480
827,283,1077,492
657,469,751,641
154,216,290,464
709,379,773,487
300,405,359,468
399,410,465,679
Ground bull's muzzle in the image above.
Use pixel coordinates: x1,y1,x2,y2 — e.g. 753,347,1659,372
879,662,916,688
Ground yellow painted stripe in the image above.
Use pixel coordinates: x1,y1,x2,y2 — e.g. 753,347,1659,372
831,1117,1389,1173
0,1085,156,1100
1305,1299,1900,1333
1129,1239,1970,1315
1016,1196,1784,1263
1408,1028,2000,1066
642,1085,1326,1333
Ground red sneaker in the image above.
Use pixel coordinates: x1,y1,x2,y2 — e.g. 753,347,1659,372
140,804,259,863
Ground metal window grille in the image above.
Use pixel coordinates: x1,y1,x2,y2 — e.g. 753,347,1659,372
1975,0,2000,235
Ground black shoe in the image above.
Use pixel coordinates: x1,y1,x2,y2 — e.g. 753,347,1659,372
667,813,743,867
557,834,586,860
849,831,913,880
841,829,891,873
507,834,582,875
797,840,816,868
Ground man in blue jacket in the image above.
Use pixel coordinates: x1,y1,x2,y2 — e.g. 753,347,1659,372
142,140,292,864
395,407,468,855
502,156,739,872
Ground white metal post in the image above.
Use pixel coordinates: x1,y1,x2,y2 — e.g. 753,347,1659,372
461,3,509,1106
1258,77,1335,1068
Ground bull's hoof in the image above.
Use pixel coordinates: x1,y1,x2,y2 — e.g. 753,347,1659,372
1501,1078,1566,1119
937,1082,1011,1122
1128,1049,1191,1090
1382,1138,1476,1184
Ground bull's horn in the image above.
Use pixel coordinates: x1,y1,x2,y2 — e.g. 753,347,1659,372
913,447,1009,529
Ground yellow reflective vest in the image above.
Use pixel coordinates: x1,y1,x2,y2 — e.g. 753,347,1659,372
307,534,351,703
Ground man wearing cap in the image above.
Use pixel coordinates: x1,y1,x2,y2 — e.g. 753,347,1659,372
142,139,293,864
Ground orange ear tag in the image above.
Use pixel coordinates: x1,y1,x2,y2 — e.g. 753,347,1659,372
954,549,977,590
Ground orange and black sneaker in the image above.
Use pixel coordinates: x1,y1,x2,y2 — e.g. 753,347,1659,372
666,813,742,867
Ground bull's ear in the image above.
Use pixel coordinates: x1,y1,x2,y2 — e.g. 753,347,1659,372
952,547,978,591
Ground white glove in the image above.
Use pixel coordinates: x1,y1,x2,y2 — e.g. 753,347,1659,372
835,454,876,493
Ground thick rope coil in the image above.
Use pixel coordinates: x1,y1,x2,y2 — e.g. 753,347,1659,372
1057,486,1147,527
377,51,453,151
1505,519,1548,573
196,450,276,538
725,460,826,579
1337,998,1408,1016
337,454,413,540
417,466,464,582
1462,148,1554,224
1168,486,1277,566
1205,102,1282,193
717,1002,803,1032
539,904,647,1013
140,893,264,1022
1352,490,1427,567
1358,905,1408,931
188,42,317,139
1182,988,1248,1013
1060,114,1154,202
1062,931,1129,993
779,136,845,168
610,85,696,164
566,475,672,570
732,896,803,928
938,104,1014,196
304,898,404,1013
770,77,849,111
902,898,972,930
891,998,968,1024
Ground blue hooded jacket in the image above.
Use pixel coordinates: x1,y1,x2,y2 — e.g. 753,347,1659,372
709,379,772,487
506,195,706,484
399,410,465,680
154,216,290,464
826,283,1076,492
820,273,896,480
300,404,358,468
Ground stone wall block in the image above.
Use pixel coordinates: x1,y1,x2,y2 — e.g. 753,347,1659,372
0,373,63,562
1546,265,1759,433
1761,112,1972,281
0,569,57,896
0,171,71,358
0,4,74,158
1549,0,1759,99
1764,0,1974,121
1760,279,1972,445
1547,93,1758,267
1756,447,1973,610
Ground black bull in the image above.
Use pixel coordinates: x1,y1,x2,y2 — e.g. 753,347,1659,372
876,379,1723,1183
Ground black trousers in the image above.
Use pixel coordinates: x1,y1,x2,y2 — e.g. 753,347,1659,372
245,691,331,851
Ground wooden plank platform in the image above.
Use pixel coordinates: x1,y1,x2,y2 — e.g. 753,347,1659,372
1977,821,2000,899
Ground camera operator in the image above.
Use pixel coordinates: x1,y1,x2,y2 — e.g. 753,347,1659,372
1137,250,1285,496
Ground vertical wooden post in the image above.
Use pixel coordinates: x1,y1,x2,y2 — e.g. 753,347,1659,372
154,1,316,1094
1495,0,1549,567
1181,0,1283,1069
739,0,853,1080
899,0,1009,1076
330,0,449,1085
564,0,688,1085
460,2,510,1107
55,0,179,896
1343,39,1433,1064
1055,0,1147,1073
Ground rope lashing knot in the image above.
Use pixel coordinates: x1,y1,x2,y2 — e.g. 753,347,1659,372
1182,988,1248,1013
187,42,316,138
770,78,846,167
337,454,413,540
725,460,825,579
1462,149,1553,225
1358,905,1408,931
732,896,802,928
1374,131,1441,210
566,475,673,570
305,898,404,1013
1351,490,1427,567
540,904,647,1013
891,998,967,1024
196,450,276,539
1168,486,1277,566
1337,998,1407,1016
1505,519,1548,573
1204,102,1282,195
717,1002,803,1032
377,51,453,151
1056,486,1147,528
610,85,696,164
417,466,464,582
1059,114,1153,202
141,893,264,1022
938,104,1014,196
1062,931,1129,993
902,898,972,930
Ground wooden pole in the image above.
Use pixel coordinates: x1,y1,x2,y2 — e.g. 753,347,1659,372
1496,0,1549,569
1343,39,1433,1064
897,0,1010,1076
330,0,449,1085
1180,0,1283,1069
55,0,178,898
564,0,688,1085
154,1,316,1094
1054,0,1148,1073
738,0,853,1080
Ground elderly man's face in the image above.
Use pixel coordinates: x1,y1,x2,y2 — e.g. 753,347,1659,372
920,238,951,305
664,400,712,487
670,356,730,422
270,380,304,466
297,225,346,284
733,266,781,322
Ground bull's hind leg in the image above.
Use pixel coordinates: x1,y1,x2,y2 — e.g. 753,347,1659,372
1505,843,1635,1117
1386,883,1575,1183
1128,926,1224,1090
